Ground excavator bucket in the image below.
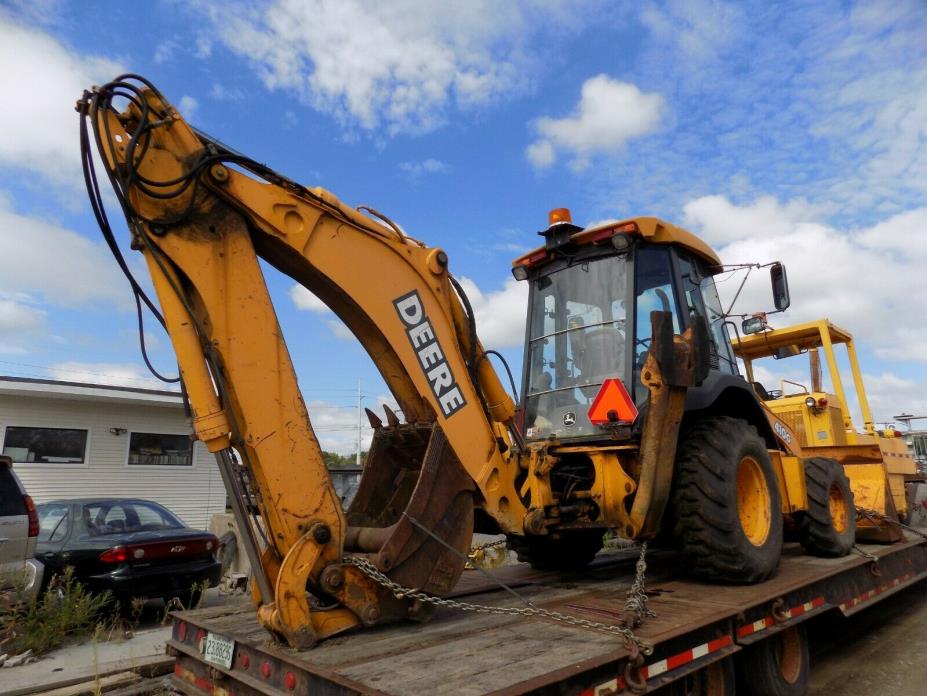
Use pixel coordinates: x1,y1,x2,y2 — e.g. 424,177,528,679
345,416,475,596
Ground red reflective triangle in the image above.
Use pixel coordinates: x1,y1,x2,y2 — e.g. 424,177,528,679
587,378,639,425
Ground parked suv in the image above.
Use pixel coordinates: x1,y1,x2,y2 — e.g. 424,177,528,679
0,455,43,602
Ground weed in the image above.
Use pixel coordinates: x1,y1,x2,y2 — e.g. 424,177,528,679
0,567,112,655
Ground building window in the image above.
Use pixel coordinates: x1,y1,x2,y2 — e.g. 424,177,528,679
2,426,88,463
128,432,193,467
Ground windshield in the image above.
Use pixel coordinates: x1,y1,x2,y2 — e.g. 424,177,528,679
523,255,629,440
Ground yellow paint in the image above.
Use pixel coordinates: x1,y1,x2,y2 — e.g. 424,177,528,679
737,455,772,547
843,463,888,511
771,452,807,513
829,484,849,534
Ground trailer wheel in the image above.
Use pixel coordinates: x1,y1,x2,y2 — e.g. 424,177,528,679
673,417,783,583
737,624,809,696
799,457,855,557
508,530,603,570
661,657,735,695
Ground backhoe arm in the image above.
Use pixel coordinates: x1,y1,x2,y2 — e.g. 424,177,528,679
79,76,526,646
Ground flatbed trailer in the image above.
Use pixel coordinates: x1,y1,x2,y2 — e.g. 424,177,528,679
167,533,927,695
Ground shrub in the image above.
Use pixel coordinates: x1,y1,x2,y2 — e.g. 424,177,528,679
0,567,112,655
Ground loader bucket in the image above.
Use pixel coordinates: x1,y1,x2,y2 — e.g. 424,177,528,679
844,463,904,543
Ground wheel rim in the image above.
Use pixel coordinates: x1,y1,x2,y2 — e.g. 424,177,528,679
828,483,849,534
736,455,772,547
774,626,803,684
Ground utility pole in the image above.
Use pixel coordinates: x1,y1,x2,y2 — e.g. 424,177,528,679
356,378,362,468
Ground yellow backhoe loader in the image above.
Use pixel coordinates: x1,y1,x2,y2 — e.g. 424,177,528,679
76,75,904,649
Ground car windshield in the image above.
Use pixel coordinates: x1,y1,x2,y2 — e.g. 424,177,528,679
523,254,629,440
82,501,184,536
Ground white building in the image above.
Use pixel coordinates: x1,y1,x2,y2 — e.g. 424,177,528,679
0,376,226,529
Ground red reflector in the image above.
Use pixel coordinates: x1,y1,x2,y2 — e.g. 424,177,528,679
587,379,639,425
261,661,272,678
284,671,297,690
817,397,828,408
240,653,250,669
99,546,128,563
178,621,187,641
24,495,39,538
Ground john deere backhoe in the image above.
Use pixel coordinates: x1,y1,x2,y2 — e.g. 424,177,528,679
78,75,893,649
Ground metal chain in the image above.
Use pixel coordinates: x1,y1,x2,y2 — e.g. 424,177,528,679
345,555,654,655
857,506,927,541
469,538,509,554
622,542,656,627
852,544,878,562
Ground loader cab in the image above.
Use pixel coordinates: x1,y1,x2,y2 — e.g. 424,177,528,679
513,214,736,442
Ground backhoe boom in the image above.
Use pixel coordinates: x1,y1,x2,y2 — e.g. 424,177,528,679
79,77,525,646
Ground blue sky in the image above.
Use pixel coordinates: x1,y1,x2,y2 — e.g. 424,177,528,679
1,0,925,452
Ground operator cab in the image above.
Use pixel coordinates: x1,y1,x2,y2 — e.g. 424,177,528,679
513,211,736,442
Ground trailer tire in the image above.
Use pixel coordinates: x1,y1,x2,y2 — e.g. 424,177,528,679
508,530,603,570
673,417,783,584
664,656,735,695
799,457,855,557
737,624,809,696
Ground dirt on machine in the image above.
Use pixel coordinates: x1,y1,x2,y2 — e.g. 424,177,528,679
76,73,918,673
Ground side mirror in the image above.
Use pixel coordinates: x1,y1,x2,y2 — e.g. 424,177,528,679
742,316,766,335
770,263,790,311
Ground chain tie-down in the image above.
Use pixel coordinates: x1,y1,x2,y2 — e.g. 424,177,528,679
344,547,655,657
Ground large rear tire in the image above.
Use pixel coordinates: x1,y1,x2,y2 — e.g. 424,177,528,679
799,457,855,557
673,416,783,584
508,530,603,570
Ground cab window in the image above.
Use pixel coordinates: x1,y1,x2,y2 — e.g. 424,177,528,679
633,246,682,396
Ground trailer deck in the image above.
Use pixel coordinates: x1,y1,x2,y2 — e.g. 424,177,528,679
168,534,927,695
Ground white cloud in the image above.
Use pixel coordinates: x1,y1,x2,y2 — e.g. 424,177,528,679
0,9,122,194
178,95,199,121
864,371,927,424
48,361,175,390
3,0,64,26
193,1,584,135
0,297,45,333
195,33,213,59
289,284,355,341
326,319,355,341
289,285,328,313
399,159,447,176
0,295,47,354
640,0,745,67
525,140,555,169
682,195,927,365
209,83,245,102
0,198,127,308
154,38,179,64
458,276,528,349
527,75,664,170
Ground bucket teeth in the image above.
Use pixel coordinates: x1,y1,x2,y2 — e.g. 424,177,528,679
365,407,383,429
383,404,401,427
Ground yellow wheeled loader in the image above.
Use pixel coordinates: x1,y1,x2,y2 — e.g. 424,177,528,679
733,317,918,542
